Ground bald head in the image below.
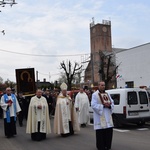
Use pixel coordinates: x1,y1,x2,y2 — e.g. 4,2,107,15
6,87,11,94
36,89,42,97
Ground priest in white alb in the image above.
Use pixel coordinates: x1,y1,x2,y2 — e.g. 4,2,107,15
54,82,80,137
26,89,51,141
75,87,90,127
0,87,21,138
91,81,114,150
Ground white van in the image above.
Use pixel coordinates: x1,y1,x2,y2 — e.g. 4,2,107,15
106,88,150,127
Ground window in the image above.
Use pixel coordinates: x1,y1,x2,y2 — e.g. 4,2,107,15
127,92,138,105
110,94,120,105
125,81,134,88
139,91,148,104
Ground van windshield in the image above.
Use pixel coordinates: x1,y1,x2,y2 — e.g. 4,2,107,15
127,92,138,105
139,91,148,104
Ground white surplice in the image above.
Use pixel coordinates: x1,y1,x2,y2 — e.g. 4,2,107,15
0,94,21,118
54,92,80,134
26,96,51,134
75,92,90,124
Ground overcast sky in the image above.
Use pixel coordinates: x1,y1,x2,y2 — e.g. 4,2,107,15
0,0,150,83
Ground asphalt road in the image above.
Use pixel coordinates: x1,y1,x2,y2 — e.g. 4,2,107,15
0,118,150,150
0,118,96,150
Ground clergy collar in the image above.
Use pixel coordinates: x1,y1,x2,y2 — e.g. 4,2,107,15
98,90,105,93
7,94,11,96
37,96,41,99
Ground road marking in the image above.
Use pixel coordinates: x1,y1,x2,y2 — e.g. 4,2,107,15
89,123,93,126
137,128,149,131
88,123,149,131
114,129,130,132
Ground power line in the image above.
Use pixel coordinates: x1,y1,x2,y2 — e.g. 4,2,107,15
0,48,89,57
38,72,60,76
38,72,49,76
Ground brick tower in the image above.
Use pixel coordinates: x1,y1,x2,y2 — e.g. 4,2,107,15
84,19,112,86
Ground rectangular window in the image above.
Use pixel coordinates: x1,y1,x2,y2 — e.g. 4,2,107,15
125,81,134,88
139,91,148,104
127,92,138,105
110,94,120,105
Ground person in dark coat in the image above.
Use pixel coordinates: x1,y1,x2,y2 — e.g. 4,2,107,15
43,90,53,116
17,92,27,126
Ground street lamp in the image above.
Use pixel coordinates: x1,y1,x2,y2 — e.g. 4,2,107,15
0,0,17,7
0,0,17,35
1,30,5,35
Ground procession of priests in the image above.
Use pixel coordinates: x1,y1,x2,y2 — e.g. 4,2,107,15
0,79,116,150
74,87,90,127
0,83,94,139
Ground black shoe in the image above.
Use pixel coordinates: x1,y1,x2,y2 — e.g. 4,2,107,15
81,124,86,128
61,133,70,137
19,123,23,127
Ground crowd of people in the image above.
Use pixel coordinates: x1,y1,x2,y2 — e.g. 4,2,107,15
0,81,114,150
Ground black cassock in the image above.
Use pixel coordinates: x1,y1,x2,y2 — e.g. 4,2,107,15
61,121,74,137
31,122,46,141
4,117,17,138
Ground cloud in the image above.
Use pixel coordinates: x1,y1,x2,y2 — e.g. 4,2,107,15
0,0,150,83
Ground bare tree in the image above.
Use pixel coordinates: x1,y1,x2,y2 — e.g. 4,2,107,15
0,77,16,91
0,76,3,84
60,60,82,90
58,72,67,83
4,79,16,88
72,71,82,84
99,51,120,89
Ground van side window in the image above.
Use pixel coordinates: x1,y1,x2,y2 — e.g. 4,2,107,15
128,92,138,105
110,94,120,105
139,91,148,104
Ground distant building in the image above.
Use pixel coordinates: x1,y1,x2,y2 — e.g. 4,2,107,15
84,19,150,89
116,42,150,88
84,19,117,89
36,78,53,90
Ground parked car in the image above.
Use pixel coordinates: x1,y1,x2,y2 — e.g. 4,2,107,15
89,88,150,127
107,88,150,127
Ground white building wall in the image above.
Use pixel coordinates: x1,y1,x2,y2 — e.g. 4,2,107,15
116,43,150,88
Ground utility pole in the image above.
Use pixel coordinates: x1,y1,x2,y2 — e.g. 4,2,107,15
49,72,51,82
36,71,38,82
36,70,39,89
